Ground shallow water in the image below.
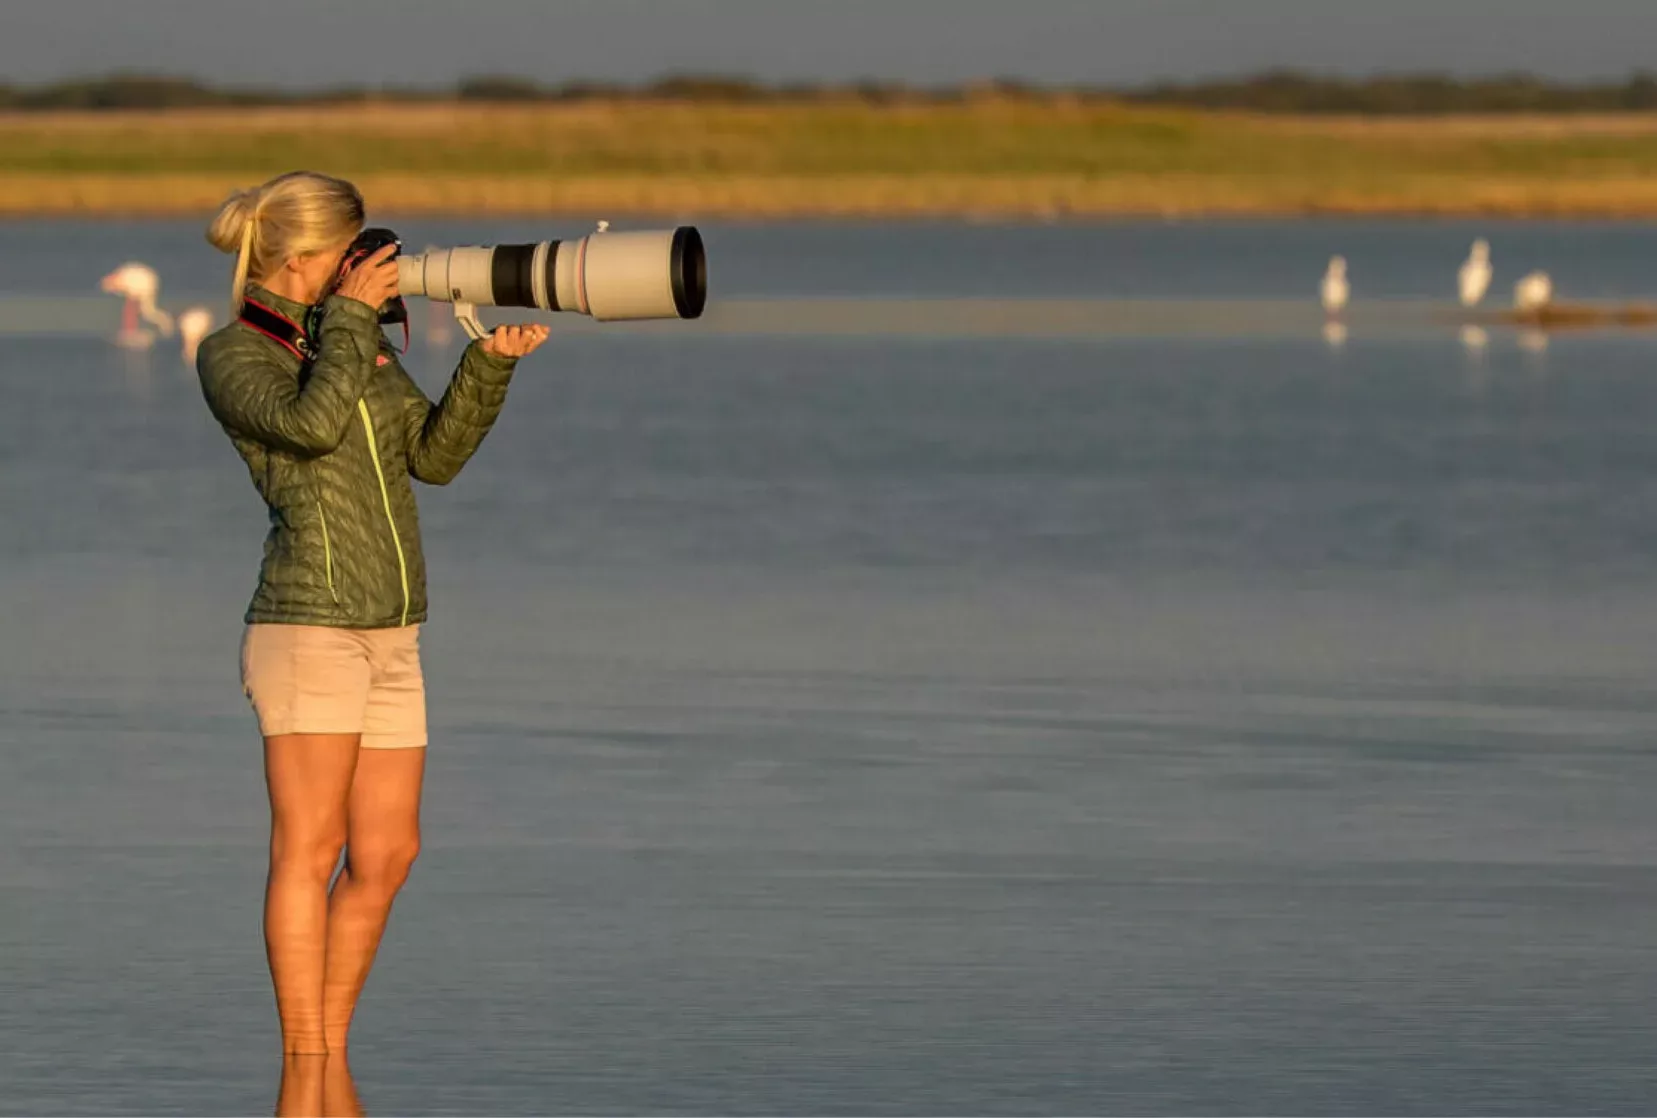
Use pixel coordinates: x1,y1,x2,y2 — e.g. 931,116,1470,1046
4,219,1657,1114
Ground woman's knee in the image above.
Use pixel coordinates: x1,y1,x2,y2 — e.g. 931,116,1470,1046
270,823,348,884
346,835,421,897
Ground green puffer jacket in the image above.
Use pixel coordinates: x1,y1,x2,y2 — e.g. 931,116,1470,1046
195,284,519,629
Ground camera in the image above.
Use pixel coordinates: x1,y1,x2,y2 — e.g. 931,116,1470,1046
396,223,706,340
335,226,409,328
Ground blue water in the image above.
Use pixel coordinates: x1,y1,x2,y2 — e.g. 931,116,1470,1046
16,215,1657,300
4,219,1657,1114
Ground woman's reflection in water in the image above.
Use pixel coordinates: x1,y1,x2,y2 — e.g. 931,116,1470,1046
276,1053,364,1117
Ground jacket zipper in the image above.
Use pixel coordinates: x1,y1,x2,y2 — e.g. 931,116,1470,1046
357,399,411,627
316,500,339,604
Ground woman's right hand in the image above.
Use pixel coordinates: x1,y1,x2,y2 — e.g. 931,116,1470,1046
333,243,400,311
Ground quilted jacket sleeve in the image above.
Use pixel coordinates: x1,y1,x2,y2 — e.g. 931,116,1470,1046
396,340,520,486
196,295,384,458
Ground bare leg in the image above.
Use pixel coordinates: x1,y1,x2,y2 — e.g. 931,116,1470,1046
265,733,360,1055
322,1052,365,1117
322,747,426,1051
272,1052,361,1117
274,1054,326,1117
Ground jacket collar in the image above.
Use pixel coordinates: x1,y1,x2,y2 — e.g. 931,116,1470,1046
244,283,313,325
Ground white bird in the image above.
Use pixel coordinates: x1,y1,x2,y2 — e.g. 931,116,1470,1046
100,262,175,349
1514,270,1554,312
177,306,215,363
1459,239,1493,307
1321,255,1349,317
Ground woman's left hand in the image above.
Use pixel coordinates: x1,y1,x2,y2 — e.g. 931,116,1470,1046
483,323,551,359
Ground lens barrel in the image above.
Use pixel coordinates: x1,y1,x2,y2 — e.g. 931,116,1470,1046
398,226,706,322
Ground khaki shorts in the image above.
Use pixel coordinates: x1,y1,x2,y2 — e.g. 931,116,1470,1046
240,623,427,749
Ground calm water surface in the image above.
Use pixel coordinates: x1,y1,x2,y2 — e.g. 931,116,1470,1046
3,219,1657,1114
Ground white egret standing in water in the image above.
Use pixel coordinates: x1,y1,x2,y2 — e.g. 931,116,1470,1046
1514,270,1554,312
1321,255,1349,318
1459,239,1493,307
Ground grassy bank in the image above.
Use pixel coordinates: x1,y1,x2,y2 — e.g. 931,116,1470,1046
8,100,1657,218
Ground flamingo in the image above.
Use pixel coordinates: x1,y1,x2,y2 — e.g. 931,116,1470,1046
1320,255,1349,318
177,306,215,362
1459,239,1493,307
100,262,175,349
1514,270,1554,312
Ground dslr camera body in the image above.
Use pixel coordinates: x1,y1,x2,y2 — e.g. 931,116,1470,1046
333,226,409,329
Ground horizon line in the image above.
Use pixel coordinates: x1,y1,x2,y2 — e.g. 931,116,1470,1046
10,65,1657,97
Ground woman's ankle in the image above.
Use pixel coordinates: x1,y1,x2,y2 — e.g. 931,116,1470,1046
281,1030,330,1056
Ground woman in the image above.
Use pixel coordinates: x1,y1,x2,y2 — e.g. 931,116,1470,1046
195,170,549,1057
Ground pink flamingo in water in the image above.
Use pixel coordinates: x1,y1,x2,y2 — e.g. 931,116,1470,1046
176,305,215,362
99,262,175,349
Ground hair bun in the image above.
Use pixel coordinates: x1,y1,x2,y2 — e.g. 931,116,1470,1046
205,187,261,255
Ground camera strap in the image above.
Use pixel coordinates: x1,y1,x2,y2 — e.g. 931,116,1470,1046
239,298,316,363
241,295,408,363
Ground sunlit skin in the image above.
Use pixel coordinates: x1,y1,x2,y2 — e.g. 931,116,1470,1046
275,1053,363,1118
253,238,548,1060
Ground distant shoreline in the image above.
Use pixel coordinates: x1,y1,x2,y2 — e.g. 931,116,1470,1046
13,68,1657,116
7,102,1657,220
13,177,1657,221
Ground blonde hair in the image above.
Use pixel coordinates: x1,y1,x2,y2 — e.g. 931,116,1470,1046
205,171,365,316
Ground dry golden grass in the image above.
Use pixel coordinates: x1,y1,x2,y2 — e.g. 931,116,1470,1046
1250,111,1657,138
6,101,1657,217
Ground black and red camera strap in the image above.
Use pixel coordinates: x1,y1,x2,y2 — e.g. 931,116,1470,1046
239,296,408,360
238,298,315,362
